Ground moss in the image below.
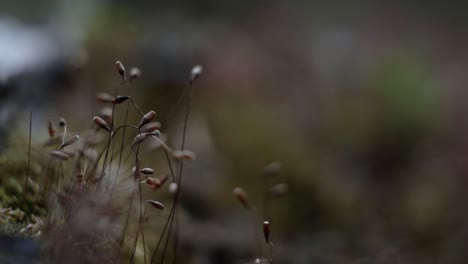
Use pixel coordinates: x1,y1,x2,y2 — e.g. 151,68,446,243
0,152,46,222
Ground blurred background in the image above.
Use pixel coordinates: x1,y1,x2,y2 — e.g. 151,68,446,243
2,0,468,263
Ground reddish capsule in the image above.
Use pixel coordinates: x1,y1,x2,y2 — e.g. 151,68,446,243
96,93,115,104
115,61,126,81
173,150,196,160
112,95,130,104
138,110,156,128
132,132,150,146
263,221,270,243
262,161,282,177
146,177,161,190
147,200,164,210
141,121,161,133
93,116,111,133
140,168,154,175
232,187,249,209
182,150,196,160
62,150,75,158
99,107,113,124
146,177,157,186
48,120,56,137
62,135,80,148
50,150,70,161
269,183,288,198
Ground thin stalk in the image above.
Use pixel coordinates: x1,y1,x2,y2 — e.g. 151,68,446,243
150,205,176,263
149,144,178,263
164,149,176,183
170,80,194,264
118,134,144,252
129,142,144,263
119,182,136,247
40,159,52,192
140,226,148,264
85,124,139,184
113,83,132,194
22,111,32,204
159,203,177,264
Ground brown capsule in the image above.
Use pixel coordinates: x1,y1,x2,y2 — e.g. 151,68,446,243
147,175,167,191
146,177,158,186
147,200,164,210
113,95,131,104
138,110,156,128
61,135,80,148
48,120,56,137
232,187,250,208
99,107,113,117
96,93,115,104
140,121,161,133
50,150,70,161
132,132,149,146
130,67,141,82
269,183,288,198
262,161,282,177
93,116,112,133
62,150,76,158
173,150,183,159
147,176,162,191
182,150,196,160
115,61,126,81
140,168,154,175
99,107,113,124
173,150,196,160
263,221,270,243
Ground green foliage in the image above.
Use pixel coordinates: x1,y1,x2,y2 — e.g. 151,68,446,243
0,156,46,222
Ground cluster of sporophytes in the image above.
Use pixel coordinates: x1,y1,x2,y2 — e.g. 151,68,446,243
0,61,202,263
0,61,287,263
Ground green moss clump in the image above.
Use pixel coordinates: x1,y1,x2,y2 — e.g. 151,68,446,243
0,157,46,222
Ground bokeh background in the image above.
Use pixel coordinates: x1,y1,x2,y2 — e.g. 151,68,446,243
2,1,468,263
